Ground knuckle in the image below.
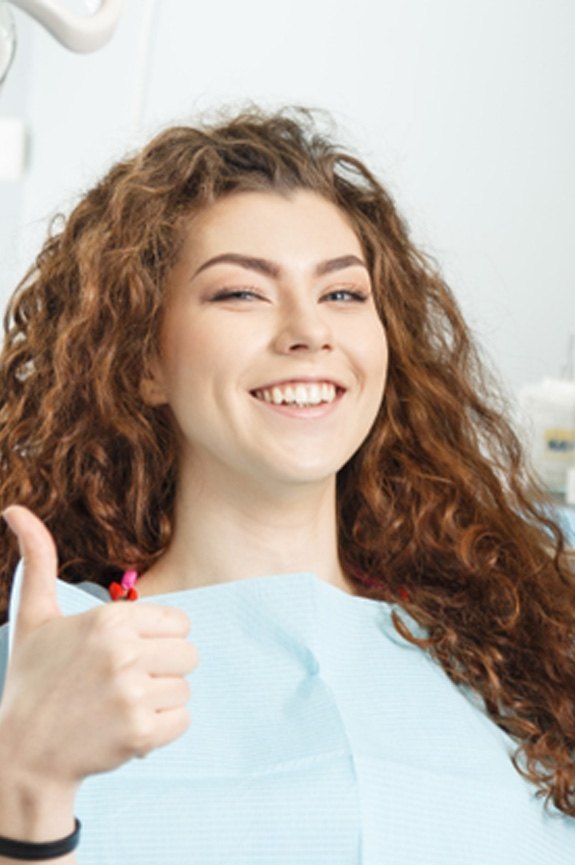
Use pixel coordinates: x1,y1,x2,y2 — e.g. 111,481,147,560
114,678,145,710
85,611,139,674
87,604,128,641
102,643,138,676
128,713,155,754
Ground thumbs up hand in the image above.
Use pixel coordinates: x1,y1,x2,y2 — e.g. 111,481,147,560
0,505,198,791
7,504,63,644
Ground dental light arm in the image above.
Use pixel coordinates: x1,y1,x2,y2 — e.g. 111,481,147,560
8,0,121,52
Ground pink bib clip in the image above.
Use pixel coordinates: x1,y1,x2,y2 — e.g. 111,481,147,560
108,569,139,601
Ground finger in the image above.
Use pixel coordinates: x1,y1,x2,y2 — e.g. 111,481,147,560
135,708,192,757
3,505,61,638
139,639,199,676
143,676,192,712
153,707,192,748
131,603,192,639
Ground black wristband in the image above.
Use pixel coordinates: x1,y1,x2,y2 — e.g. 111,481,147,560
0,818,81,860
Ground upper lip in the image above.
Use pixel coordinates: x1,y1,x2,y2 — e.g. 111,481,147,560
251,376,347,392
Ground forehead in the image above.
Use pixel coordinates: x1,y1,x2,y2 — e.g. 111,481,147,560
179,189,364,266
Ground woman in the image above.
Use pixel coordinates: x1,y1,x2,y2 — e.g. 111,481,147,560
0,107,573,864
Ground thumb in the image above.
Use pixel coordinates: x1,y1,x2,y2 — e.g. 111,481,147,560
3,504,61,638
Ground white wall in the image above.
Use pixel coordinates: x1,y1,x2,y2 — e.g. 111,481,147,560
1,0,574,401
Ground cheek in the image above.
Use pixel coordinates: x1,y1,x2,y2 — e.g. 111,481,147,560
159,317,209,385
160,320,249,409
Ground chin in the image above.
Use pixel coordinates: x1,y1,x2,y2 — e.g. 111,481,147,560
249,442,360,489
262,460,346,488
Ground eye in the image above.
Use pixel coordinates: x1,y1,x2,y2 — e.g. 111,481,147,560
210,288,265,302
321,288,370,303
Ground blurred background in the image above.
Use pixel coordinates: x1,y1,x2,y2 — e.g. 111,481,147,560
0,0,574,521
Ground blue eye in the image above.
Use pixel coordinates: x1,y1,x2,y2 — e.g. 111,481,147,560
322,289,369,303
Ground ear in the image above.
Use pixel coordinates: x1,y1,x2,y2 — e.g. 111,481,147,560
139,358,168,406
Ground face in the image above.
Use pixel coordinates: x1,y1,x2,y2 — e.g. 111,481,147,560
142,189,388,493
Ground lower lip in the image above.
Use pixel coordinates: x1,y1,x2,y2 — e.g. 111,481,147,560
250,390,345,419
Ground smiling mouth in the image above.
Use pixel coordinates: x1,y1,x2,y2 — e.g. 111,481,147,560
251,381,344,408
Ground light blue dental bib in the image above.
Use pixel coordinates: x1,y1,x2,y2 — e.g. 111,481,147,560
7,568,575,864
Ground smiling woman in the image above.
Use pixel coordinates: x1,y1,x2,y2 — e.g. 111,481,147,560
136,189,387,555
0,107,574,864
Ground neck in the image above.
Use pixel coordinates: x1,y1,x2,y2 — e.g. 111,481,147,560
137,465,355,597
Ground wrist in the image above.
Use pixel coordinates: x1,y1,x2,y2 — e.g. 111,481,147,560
0,818,81,861
0,712,79,839
0,760,78,844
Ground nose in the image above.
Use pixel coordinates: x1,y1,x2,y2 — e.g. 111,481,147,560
272,296,333,354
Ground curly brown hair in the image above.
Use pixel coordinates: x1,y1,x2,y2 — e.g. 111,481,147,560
0,106,574,814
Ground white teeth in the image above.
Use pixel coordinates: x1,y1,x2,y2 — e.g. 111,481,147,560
295,384,309,405
254,382,338,406
308,384,321,404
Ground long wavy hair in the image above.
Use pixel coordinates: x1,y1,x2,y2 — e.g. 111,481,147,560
0,106,574,814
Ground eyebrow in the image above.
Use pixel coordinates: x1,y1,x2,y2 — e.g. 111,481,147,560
191,253,369,280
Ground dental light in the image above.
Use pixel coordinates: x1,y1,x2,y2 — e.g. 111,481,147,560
0,0,122,85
